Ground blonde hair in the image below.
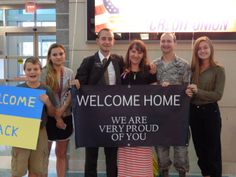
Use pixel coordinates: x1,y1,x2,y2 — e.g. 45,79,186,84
191,36,217,84
45,43,66,91
24,56,42,70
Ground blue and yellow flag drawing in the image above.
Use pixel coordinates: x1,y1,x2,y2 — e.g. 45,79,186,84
0,85,45,150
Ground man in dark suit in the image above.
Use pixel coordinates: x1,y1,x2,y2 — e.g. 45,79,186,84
75,28,124,177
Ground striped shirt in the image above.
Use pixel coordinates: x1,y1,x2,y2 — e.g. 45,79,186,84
118,146,153,177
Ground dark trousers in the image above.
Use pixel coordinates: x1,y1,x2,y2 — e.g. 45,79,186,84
190,103,222,177
84,147,117,177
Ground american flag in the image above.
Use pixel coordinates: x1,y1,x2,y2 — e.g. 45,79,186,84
95,0,121,32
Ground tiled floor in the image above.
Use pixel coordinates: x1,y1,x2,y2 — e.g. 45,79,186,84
0,145,106,177
0,144,182,177
1,144,236,177
0,169,107,177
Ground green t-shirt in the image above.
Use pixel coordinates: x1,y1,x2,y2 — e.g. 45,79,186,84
17,82,57,127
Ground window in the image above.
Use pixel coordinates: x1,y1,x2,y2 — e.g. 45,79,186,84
6,9,34,26
0,58,4,79
5,8,56,27
36,9,56,27
0,10,3,26
38,36,56,57
0,4,56,82
5,34,56,77
38,35,56,66
0,35,4,55
6,35,34,77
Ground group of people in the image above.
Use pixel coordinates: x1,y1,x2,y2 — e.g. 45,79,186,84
11,44,80,177
11,28,225,177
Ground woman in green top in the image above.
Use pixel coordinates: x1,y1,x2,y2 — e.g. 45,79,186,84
187,36,225,177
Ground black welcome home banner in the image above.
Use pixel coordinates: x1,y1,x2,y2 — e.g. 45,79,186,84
71,85,190,148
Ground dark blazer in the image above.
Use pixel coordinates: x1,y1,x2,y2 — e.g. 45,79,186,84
75,52,124,85
75,52,124,177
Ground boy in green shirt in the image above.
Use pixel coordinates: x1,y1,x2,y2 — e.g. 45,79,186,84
11,57,56,177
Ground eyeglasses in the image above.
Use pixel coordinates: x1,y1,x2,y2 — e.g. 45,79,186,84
51,52,64,57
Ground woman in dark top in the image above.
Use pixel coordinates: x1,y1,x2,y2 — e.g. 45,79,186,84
121,40,156,86
118,40,156,177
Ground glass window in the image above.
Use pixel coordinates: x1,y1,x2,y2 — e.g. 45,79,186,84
5,34,56,79
36,9,56,27
0,35,4,55
0,10,3,26
6,9,34,26
0,58,4,79
38,35,56,56
6,35,33,78
38,35,56,66
6,9,56,27
6,35,34,56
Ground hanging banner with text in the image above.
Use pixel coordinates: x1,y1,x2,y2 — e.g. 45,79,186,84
72,85,190,148
0,86,45,150
95,0,236,32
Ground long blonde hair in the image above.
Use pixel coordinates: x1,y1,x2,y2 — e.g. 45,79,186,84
191,36,217,84
45,43,66,91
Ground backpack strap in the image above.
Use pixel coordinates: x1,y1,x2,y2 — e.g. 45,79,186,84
87,57,111,85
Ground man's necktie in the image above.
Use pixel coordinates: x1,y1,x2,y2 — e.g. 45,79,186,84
102,58,109,85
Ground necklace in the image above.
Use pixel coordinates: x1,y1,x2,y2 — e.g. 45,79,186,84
133,71,138,80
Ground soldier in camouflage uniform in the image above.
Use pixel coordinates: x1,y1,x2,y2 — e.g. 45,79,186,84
154,33,191,177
